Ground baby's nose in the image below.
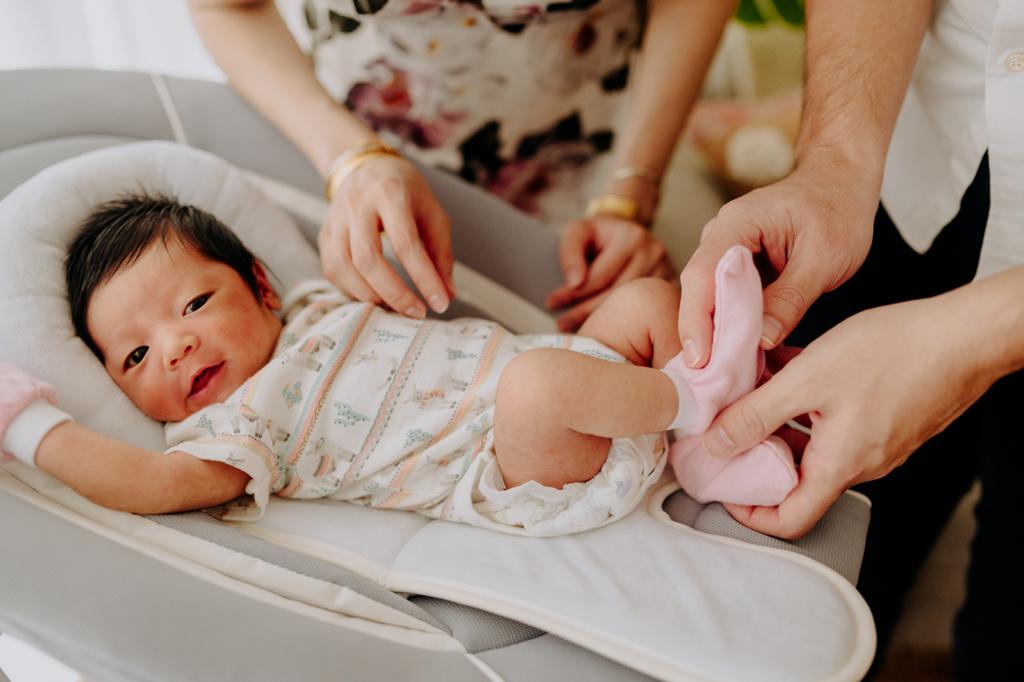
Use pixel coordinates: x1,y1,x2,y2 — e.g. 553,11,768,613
165,333,200,369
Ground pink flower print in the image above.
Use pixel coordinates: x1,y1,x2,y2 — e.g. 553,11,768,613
403,0,445,15
346,62,465,148
486,140,594,215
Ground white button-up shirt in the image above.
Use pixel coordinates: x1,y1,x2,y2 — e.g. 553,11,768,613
882,0,1024,279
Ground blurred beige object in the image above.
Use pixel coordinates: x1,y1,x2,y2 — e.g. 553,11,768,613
741,22,805,97
725,123,795,186
689,18,804,197
651,142,722,268
686,88,801,197
702,21,805,100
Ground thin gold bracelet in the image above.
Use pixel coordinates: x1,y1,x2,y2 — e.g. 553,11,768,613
610,165,661,186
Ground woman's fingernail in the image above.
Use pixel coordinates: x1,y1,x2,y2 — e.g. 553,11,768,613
761,315,783,348
429,294,449,313
704,427,735,458
567,268,583,288
405,305,425,319
683,339,700,368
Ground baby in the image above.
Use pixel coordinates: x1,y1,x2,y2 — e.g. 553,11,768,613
0,196,796,535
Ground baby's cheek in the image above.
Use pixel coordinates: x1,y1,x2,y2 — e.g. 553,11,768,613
133,377,177,422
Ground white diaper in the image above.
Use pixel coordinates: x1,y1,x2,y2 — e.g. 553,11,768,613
427,429,668,536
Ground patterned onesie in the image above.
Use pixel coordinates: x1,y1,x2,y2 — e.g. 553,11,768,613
166,281,666,535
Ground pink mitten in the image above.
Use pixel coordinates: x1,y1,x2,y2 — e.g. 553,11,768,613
662,246,798,506
662,245,765,433
0,362,69,465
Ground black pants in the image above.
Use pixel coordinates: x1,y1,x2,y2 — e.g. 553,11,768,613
788,155,1021,680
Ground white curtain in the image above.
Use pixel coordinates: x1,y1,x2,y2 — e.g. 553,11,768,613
0,0,223,80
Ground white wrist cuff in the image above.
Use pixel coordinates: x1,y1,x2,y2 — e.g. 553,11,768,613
2,399,72,466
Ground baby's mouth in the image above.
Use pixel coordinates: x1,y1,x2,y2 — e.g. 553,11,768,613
189,362,224,399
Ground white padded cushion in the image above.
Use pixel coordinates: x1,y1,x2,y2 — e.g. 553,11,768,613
0,141,321,450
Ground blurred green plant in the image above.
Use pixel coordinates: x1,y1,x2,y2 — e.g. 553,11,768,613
735,0,805,27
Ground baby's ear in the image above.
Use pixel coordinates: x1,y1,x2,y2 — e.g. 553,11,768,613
252,261,281,311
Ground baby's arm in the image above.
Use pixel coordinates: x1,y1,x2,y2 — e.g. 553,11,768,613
35,422,249,514
1,362,248,514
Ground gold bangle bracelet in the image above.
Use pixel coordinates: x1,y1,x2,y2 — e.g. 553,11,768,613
323,141,401,201
585,194,641,222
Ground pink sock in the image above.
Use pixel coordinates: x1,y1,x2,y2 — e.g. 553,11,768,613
660,246,798,506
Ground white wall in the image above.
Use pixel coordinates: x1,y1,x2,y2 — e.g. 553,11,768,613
0,0,222,80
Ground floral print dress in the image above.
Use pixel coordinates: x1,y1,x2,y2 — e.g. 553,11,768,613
296,0,643,224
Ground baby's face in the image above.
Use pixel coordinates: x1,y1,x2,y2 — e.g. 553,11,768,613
86,238,282,422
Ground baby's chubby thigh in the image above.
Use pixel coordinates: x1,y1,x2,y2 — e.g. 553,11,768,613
493,347,612,490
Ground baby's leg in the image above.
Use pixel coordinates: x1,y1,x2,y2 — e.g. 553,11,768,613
575,277,700,432
494,348,676,488
577,278,682,368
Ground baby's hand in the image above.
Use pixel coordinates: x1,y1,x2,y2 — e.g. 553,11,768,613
0,362,61,461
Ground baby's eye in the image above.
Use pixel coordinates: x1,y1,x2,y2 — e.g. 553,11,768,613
125,346,148,369
184,294,210,314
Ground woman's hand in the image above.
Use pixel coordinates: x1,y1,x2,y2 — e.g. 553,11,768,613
677,148,879,366
547,215,674,331
702,292,1005,539
319,154,456,317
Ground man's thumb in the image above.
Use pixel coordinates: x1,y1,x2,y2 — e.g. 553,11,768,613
760,264,823,349
703,379,799,458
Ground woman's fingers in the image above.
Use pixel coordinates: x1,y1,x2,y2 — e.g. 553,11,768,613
319,155,455,316
318,214,381,304
377,193,450,313
548,221,595,309
551,216,673,310
419,193,456,299
574,227,640,297
558,220,592,291
555,245,666,331
349,201,429,317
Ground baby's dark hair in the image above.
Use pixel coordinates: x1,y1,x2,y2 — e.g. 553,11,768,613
66,194,263,359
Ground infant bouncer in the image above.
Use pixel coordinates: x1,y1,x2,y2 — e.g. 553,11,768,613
0,69,874,681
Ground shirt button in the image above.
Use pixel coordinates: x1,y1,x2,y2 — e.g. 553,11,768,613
1007,52,1024,72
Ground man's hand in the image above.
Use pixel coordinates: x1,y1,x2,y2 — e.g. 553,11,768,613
548,215,674,331
702,293,1001,539
678,148,879,367
319,155,455,317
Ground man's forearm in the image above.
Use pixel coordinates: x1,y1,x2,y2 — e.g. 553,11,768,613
797,0,933,179
950,265,1024,383
606,0,736,208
